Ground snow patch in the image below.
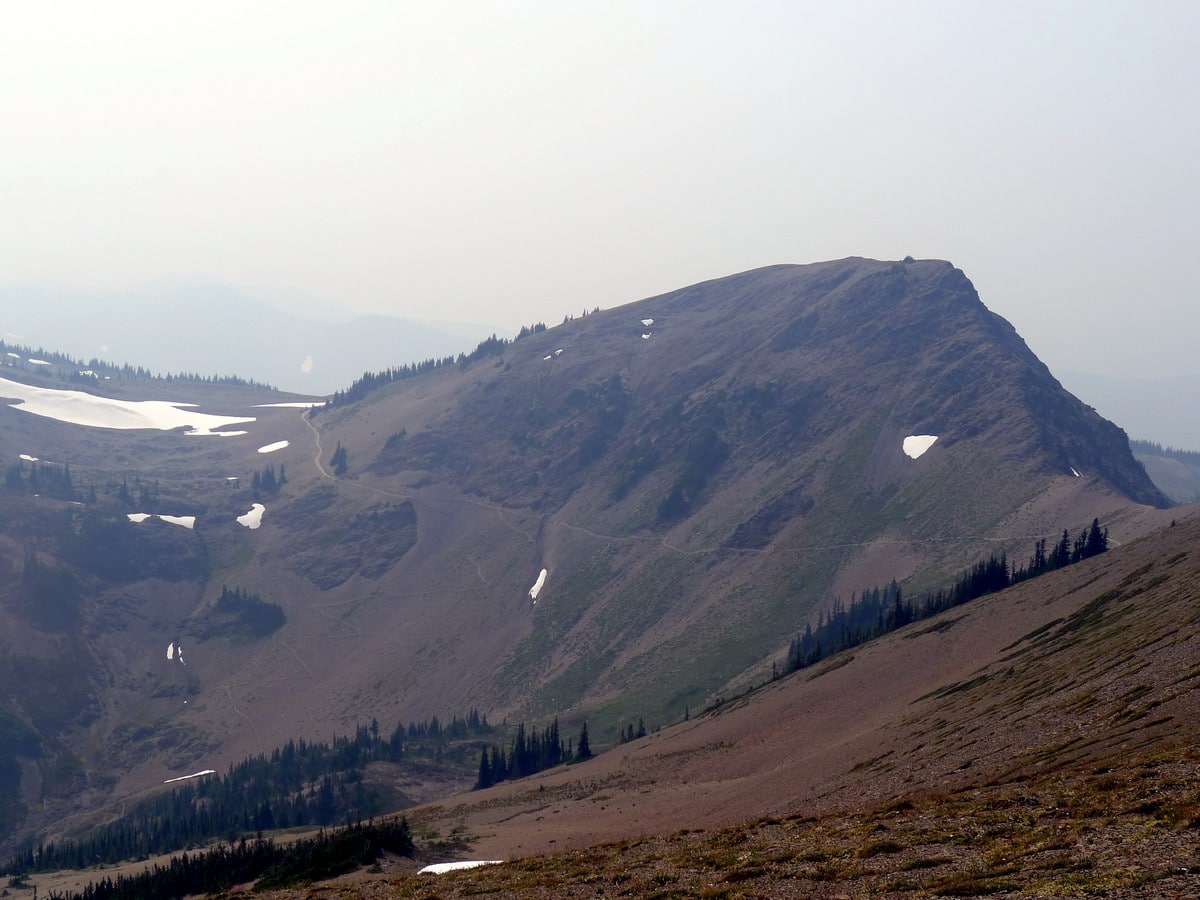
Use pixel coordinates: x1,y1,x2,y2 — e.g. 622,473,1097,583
28,358,51,366
554,348,564,356
0,375,255,435
129,512,195,528
529,568,548,602
163,769,215,784
542,355,553,361
167,642,175,660
902,435,938,459
237,503,266,529
641,318,654,326
254,402,324,409
420,861,503,875
1070,467,1081,478
257,440,289,454
641,333,652,340
19,454,38,462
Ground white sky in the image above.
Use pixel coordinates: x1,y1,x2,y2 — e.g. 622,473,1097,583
2,1,1197,377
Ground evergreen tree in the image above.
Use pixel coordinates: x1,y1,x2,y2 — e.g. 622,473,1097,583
576,721,592,760
476,750,493,790
330,442,349,476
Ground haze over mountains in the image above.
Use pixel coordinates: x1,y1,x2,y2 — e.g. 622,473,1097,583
0,257,1189,886
0,282,495,396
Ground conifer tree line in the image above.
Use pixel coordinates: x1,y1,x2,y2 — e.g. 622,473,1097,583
786,519,1109,673
617,718,647,744
0,339,271,389
4,459,78,500
1,713,489,876
323,323,548,409
1129,438,1200,465
474,719,593,790
38,819,413,900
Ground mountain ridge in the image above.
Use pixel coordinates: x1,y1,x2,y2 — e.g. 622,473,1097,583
0,256,1172,856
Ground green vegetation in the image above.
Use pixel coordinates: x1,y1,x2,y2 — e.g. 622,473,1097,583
1,712,488,876
786,520,1109,674
194,585,285,641
330,440,349,475
475,718,566,789
4,460,78,501
40,819,413,900
250,462,285,498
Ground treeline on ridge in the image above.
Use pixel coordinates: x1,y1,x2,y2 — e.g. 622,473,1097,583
786,519,1109,673
474,718,593,790
37,819,413,900
1130,438,1200,465
323,322,548,409
1,712,490,876
0,340,271,389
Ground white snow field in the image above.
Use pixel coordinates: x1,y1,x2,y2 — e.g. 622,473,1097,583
902,435,939,459
157,515,196,529
256,440,289,454
529,568,548,602
163,769,215,784
128,513,195,528
237,503,266,529
253,401,325,409
0,375,255,435
419,861,504,875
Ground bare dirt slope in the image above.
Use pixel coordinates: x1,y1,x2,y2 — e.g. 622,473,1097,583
402,510,1199,859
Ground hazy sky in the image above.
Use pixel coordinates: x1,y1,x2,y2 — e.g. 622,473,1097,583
3,1,1197,378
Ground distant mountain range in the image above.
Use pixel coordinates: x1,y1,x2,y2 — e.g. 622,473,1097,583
0,282,495,395
0,257,1178,859
1058,369,1200,451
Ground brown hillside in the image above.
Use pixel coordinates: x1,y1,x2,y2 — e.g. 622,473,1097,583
0,258,1175,857
245,510,1199,898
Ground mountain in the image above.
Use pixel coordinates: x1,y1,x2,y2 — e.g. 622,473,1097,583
1131,439,1200,505
0,282,492,394
0,257,1171,855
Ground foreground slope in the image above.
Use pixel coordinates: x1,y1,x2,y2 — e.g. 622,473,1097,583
274,509,1198,897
